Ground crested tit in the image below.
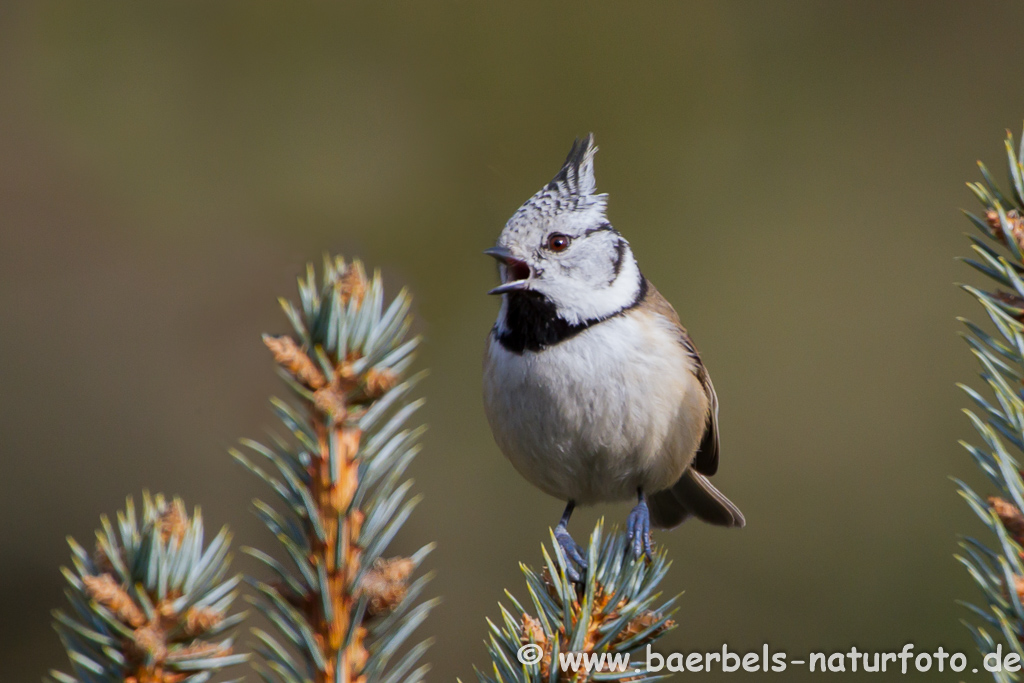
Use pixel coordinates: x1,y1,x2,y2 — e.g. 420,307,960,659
482,134,744,581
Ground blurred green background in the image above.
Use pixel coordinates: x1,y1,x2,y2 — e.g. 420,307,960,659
2,2,1023,680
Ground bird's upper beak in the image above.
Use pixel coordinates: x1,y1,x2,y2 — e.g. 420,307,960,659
484,245,532,295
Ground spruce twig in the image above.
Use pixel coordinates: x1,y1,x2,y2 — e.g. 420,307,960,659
235,255,435,683
957,126,1024,679
48,493,247,683
476,520,677,683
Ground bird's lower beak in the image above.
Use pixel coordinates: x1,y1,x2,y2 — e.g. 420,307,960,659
484,246,531,295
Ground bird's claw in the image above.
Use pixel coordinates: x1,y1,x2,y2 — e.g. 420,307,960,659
626,497,653,560
554,523,588,583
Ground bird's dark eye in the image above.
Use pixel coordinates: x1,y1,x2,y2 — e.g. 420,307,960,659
547,233,570,252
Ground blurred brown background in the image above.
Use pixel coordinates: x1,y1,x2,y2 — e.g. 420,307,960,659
2,2,1022,680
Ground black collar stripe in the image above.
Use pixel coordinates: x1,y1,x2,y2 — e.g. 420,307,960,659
496,275,648,354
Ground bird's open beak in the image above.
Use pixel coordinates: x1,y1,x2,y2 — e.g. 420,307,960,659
484,246,532,295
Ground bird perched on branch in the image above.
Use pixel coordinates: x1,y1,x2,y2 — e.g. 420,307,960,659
482,134,744,582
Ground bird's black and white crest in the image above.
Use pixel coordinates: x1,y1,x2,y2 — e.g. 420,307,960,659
504,134,609,239
491,134,645,344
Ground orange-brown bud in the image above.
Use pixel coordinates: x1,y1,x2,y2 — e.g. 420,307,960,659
157,501,188,546
184,606,224,637
361,557,416,617
83,574,146,628
614,610,673,646
129,623,167,661
340,263,368,306
986,209,1024,253
264,335,328,389
990,496,1024,542
364,368,399,399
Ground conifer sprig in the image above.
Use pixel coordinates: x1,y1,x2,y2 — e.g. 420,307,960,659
234,256,435,683
957,126,1024,677
48,493,247,683
477,521,677,683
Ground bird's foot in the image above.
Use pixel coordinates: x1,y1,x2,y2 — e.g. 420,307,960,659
554,523,588,583
626,497,653,560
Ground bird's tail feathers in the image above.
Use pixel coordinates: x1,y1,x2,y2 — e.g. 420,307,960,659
648,469,745,529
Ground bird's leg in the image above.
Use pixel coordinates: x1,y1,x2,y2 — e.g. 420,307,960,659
554,500,587,582
626,488,653,560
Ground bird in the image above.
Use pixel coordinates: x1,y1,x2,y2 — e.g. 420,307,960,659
482,134,744,582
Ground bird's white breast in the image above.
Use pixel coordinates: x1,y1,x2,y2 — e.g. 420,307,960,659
483,308,709,505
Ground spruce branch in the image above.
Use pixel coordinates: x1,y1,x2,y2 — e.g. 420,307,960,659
476,521,677,683
48,493,247,683
234,256,435,683
957,126,1024,677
